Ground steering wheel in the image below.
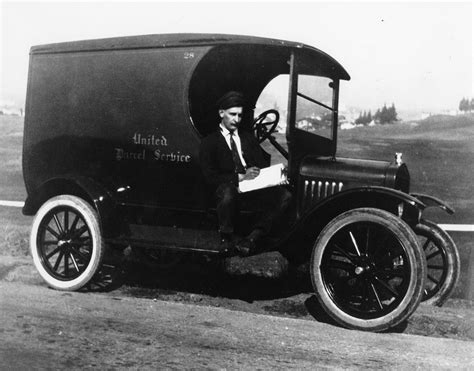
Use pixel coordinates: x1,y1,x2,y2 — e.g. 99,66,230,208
252,109,280,143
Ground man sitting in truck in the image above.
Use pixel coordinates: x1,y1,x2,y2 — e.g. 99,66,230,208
199,91,292,256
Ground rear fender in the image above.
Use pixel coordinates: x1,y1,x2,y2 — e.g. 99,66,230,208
23,175,123,238
410,193,455,215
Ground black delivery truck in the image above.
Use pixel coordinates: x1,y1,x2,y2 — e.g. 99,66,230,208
23,34,459,331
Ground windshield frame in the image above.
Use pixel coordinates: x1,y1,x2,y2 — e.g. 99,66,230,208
286,50,341,177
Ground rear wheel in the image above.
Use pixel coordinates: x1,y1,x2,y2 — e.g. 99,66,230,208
415,219,460,306
30,195,104,291
310,208,426,332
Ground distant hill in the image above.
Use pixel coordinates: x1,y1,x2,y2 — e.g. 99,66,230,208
340,114,474,141
416,114,474,128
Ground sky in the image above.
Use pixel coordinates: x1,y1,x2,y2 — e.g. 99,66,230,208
1,1,473,116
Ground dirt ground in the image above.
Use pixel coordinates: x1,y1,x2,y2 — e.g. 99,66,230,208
1,251,473,342
2,280,473,369
119,252,474,342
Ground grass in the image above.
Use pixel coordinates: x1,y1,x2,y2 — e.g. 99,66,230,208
0,115,30,256
337,114,474,224
0,115,27,201
0,208,31,256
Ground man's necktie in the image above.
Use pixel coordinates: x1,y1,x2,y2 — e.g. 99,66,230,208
229,132,246,174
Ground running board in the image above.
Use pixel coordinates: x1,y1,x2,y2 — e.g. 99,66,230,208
106,224,223,255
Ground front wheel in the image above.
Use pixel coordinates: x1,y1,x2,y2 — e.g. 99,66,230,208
310,208,426,332
30,195,105,291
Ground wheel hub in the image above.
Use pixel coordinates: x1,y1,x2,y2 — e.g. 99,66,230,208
354,255,376,276
58,239,72,248
355,265,372,275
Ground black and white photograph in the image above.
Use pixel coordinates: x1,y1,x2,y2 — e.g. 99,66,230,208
1,0,473,368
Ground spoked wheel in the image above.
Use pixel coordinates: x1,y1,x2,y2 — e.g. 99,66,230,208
415,219,460,306
311,208,426,332
30,195,104,291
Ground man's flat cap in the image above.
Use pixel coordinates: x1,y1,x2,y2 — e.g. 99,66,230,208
217,91,246,110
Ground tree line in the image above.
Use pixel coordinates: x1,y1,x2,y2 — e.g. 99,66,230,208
355,103,398,125
459,97,474,112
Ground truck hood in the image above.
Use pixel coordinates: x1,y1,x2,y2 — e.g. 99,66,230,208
299,156,410,194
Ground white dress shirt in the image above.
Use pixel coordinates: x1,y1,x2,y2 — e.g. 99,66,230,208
219,124,247,168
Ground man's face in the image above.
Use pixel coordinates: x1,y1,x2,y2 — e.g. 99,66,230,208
219,106,243,132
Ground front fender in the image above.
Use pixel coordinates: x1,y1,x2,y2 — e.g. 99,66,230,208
281,186,427,263
410,193,455,215
300,186,425,222
23,175,123,238
281,186,425,257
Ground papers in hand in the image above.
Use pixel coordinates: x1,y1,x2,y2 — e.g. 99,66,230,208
239,163,288,193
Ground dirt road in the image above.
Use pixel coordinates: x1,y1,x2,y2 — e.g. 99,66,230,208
1,281,473,369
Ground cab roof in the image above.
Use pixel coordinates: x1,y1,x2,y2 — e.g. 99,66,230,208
30,33,350,80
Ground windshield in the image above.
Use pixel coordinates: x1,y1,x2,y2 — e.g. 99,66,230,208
295,75,334,139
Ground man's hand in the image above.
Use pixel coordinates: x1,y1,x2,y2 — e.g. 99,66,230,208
238,166,260,181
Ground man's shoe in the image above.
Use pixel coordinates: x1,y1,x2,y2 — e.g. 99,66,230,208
235,237,256,257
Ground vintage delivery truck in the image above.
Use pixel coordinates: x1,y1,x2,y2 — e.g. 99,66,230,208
23,34,459,332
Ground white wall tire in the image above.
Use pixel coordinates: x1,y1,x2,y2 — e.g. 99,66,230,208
30,195,104,291
310,208,426,332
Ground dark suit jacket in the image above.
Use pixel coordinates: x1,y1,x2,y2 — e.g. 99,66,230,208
199,130,270,187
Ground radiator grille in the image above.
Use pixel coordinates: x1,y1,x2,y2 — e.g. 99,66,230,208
303,179,343,204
